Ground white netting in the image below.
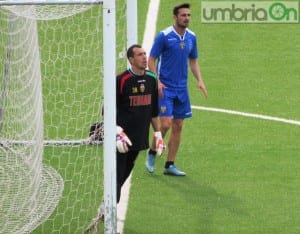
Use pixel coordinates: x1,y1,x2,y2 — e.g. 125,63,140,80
2,4,94,20
0,0,127,233
0,147,64,233
0,8,65,234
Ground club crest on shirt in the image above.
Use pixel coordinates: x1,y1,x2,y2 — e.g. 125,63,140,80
139,83,145,93
160,105,166,113
180,41,185,49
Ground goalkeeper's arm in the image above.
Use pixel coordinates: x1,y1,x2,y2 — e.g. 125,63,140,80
116,126,132,153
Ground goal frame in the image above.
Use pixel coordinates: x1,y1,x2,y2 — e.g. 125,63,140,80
0,0,137,233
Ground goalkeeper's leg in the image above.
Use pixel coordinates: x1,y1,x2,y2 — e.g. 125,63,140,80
117,151,139,202
84,151,139,233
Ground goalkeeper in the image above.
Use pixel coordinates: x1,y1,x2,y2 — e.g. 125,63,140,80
115,44,165,203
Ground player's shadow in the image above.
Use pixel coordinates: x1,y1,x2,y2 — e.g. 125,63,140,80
131,174,249,234
157,174,247,213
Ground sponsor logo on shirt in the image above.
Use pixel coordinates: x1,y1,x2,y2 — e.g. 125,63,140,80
132,87,138,93
129,94,151,106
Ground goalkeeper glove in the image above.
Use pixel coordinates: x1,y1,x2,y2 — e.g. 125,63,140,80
153,131,165,156
116,126,132,153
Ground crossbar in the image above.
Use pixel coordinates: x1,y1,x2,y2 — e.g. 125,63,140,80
0,0,102,6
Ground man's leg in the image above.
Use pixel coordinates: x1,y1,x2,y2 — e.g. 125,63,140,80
145,142,158,173
84,151,139,232
146,86,175,173
145,116,171,173
166,119,183,161
164,118,186,176
117,151,139,202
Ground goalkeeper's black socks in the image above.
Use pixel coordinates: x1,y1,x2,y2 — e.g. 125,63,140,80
165,161,174,169
149,149,157,156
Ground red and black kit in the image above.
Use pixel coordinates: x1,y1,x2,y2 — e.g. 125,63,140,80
116,68,158,202
116,68,159,151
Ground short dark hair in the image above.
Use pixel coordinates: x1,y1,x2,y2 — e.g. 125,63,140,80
127,44,142,59
173,3,190,16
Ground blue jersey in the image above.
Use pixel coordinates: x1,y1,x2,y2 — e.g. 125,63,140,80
150,26,198,89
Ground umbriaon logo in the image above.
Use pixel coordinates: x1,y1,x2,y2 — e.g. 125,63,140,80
201,1,299,23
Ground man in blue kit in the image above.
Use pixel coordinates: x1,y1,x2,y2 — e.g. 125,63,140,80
146,3,208,176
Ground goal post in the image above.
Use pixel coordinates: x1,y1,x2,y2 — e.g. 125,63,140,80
0,0,137,233
103,0,137,233
102,1,118,233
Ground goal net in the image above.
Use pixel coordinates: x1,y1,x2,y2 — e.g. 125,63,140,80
0,0,129,233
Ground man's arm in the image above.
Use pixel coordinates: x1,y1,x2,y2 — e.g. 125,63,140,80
148,56,157,74
189,58,208,98
148,56,165,98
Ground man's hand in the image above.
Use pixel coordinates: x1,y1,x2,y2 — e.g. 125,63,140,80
158,80,166,98
153,131,165,156
197,79,208,99
116,126,132,153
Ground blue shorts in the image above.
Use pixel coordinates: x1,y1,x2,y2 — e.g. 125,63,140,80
159,88,192,119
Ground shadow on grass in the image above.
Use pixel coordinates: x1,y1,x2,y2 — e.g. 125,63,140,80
126,168,249,234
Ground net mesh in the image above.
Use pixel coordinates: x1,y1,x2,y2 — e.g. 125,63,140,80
0,1,127,233
2,4,94,20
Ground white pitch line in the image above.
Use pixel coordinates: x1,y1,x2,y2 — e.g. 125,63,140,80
142,0,160,55
117,174,132,234
192,105,300,126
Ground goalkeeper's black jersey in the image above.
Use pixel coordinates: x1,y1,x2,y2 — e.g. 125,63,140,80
116,68,159,151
